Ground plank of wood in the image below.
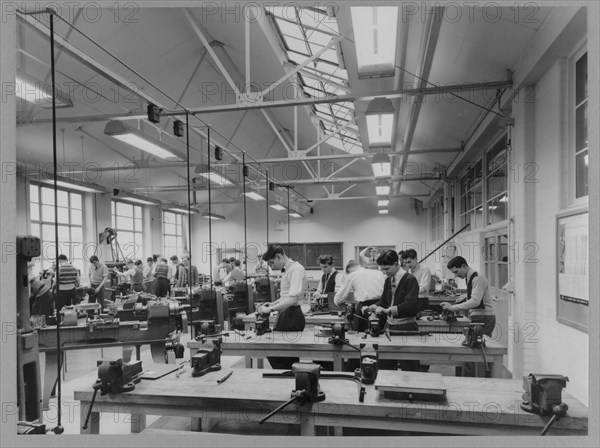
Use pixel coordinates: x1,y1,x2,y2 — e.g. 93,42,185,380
141,363,180,380
375,370,446,396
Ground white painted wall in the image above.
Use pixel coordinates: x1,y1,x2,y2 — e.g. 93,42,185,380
190,197,428,279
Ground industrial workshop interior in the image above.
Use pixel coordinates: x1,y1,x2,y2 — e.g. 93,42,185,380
1,1,598,447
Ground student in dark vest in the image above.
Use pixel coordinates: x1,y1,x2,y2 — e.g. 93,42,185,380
440,256,496,336
311,254,342,302
441,256,496,377
366,249,421,371
310,254,342,370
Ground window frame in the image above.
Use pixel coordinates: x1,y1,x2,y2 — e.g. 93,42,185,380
29,183,85,280
111,200,144,261
569,44,588,205
162,210,184,259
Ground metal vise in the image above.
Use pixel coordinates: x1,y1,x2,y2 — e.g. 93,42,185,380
95,358,143,394
255,311,271,336
191,337,222,377
521,374,569,415
328,323,347,345
82,358,143,430
461,323,484,348
356,343,378,385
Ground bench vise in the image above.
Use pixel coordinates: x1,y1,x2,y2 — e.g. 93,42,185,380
191,337,222,377
82,358,143,429
521,373,569,435
259,362,325,424
255,311,272,336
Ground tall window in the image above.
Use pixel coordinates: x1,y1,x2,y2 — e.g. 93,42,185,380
574,51,588,199
486,135,508,225
29,184,84,279
430,197,444,241
162,211,184,258
111,201,143,260
484,233,509,290
460,160,483,229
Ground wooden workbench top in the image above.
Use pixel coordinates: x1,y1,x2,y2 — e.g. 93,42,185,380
74,367,587,434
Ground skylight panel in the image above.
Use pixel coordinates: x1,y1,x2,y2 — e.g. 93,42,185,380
283,34,309,54
303,28,332,46
275,17,304,40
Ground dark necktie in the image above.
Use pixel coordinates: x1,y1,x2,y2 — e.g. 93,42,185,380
281,268,285,273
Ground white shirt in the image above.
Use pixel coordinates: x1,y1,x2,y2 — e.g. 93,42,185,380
410,263,432,296
334,267,385,305
280,260,307,306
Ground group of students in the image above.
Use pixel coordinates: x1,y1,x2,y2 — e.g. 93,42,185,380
256,244,496,372
217,256,271,285
28,252,201,319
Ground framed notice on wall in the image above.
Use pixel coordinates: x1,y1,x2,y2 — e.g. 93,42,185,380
556,210,588,332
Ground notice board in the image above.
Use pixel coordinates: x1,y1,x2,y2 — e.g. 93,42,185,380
556,210,588,332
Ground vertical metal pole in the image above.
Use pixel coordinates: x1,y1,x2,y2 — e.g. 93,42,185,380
265,172,269,247
50,12,63,433
185,113,193,331
287,186,290,251
243,155,250,302
207,128,213,288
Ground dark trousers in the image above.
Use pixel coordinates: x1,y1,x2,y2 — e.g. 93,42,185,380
379,321,421,372
155,277,170,298
89,283,105,308
56,289,76,310
131,283,144,292
268,305,306,370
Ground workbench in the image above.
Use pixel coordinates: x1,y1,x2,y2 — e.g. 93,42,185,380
38,320,174,410
243,312,472,334
194,330,507,377
74,368,587,436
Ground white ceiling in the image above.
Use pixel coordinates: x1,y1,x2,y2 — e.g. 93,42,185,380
15,3,552,211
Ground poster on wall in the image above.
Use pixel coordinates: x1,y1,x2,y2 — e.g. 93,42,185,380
557,211,588,332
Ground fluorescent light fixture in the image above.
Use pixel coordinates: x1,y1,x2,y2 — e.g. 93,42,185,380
350,7,399,78
377,199,389,207
40,176,105,193
488,205,499,210
270,203,286,211
499,194,508,202
378,209,389,215
371,152,391,177
168,206,199,214
201,211,226,220
366,98,394,146
195,163,234,186
104,120,182,161
118,192,162,206
375,181,390,196
16,71,72,108
288,211,304,218
243,191,265,201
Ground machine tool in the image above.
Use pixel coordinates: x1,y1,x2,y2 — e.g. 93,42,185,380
521,374,570,435
190,337,223,377
82,358,143,429
16,236,45,432
259,363,326,424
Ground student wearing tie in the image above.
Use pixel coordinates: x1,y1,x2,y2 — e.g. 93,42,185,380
367,249,421,371
312,254,342,301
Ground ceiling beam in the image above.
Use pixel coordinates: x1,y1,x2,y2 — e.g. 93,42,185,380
246,147,461,163
159,80,513,116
